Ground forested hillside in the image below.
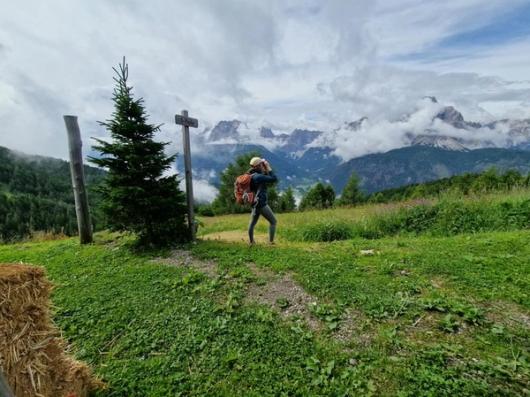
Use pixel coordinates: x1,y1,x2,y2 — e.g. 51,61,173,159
366,168,530,203
330,146,530,193
0,146,105,241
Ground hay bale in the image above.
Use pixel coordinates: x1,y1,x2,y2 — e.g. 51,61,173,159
0,264,103,397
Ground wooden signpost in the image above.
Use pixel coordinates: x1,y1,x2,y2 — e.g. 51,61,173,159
175,110,199,241
63,115,93,244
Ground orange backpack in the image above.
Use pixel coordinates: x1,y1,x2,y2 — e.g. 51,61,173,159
234,173,255,205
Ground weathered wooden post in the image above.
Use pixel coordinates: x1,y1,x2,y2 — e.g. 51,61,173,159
63,115,93,244
175,110,198,241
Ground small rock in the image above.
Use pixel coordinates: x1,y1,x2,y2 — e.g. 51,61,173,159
360,249,375,256
349,358,358,366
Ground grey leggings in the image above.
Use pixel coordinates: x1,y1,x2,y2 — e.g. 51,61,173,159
248,205,277,243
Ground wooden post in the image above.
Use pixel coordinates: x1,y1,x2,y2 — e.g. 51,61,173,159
63,115,93,244
175,110,198,241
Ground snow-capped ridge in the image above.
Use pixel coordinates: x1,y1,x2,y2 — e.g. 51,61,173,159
410,134,469,151
203,98,530,163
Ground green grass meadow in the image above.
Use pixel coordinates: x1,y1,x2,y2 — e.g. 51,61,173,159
1,191,529,395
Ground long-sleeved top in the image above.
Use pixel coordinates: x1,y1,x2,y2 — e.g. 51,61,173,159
249,169,278,208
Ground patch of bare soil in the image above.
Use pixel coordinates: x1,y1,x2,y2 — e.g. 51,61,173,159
151,250,218,278
486,301,530,329
152,253,365,344
430,277,445,289
245,264,367,345
403,313,442,339
245,263,322,331
333,308,371,346
201,231,269,244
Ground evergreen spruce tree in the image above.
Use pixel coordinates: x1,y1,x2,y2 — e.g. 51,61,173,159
279,187,296,212
338,172,365,206
91,59,188,246
323,185,336,207
299,182,335,210
267,186,280,212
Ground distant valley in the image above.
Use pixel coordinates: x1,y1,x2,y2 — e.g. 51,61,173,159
180,97,530,194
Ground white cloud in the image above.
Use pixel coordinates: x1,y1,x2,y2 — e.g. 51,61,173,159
163,163,217,202
322,65,530,121
308,94,530,161
418,37,530,83
193,179,218,203
0,0,529,162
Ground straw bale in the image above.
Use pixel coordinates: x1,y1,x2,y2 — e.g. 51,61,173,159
0,264,103,397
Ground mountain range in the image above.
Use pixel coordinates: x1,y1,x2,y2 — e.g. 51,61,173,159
180,97,530,195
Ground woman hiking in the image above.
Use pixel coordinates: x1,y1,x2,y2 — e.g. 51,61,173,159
248,156,278,245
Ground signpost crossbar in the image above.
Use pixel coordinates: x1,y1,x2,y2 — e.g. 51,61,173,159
175,114,198,128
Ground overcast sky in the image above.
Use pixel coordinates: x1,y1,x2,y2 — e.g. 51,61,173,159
1,0,530,162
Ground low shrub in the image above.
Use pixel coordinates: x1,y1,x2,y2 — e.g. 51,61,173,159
367,204,439,236
432,198,530,236
298,221,353,242
361,198,530,239
496,199,530,230
284,196,530,242
197,204,215,217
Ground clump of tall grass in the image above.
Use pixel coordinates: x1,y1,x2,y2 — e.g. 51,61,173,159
282,194,530,241
291,221,354,242
363,196,530,238
28,230,69,242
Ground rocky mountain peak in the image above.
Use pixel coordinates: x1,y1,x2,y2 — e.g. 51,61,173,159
345,117,368,131
209,120,241,141
259,127,275,138
284,129,322,150
435,106,465,128
411,134,468,151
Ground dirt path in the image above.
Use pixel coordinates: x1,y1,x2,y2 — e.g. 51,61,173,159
152,249,218,278
244,263,322,330
152,250,365,343
201,231,271,244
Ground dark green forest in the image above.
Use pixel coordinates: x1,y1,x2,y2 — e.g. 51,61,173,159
365,168,530,203
0,146,105,241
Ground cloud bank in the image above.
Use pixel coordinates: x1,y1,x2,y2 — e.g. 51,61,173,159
0,0,529,165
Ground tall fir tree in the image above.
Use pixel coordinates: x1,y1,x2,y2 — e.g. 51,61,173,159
338,172,365,206
90,59,188,246
279,187,296,212
267,186,280,212
299,182,335,210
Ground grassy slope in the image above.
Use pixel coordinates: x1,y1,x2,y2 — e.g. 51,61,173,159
200,205,369,236
191,233,529,394
0,237,348,396
0,200,529,395
199,189,530,240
